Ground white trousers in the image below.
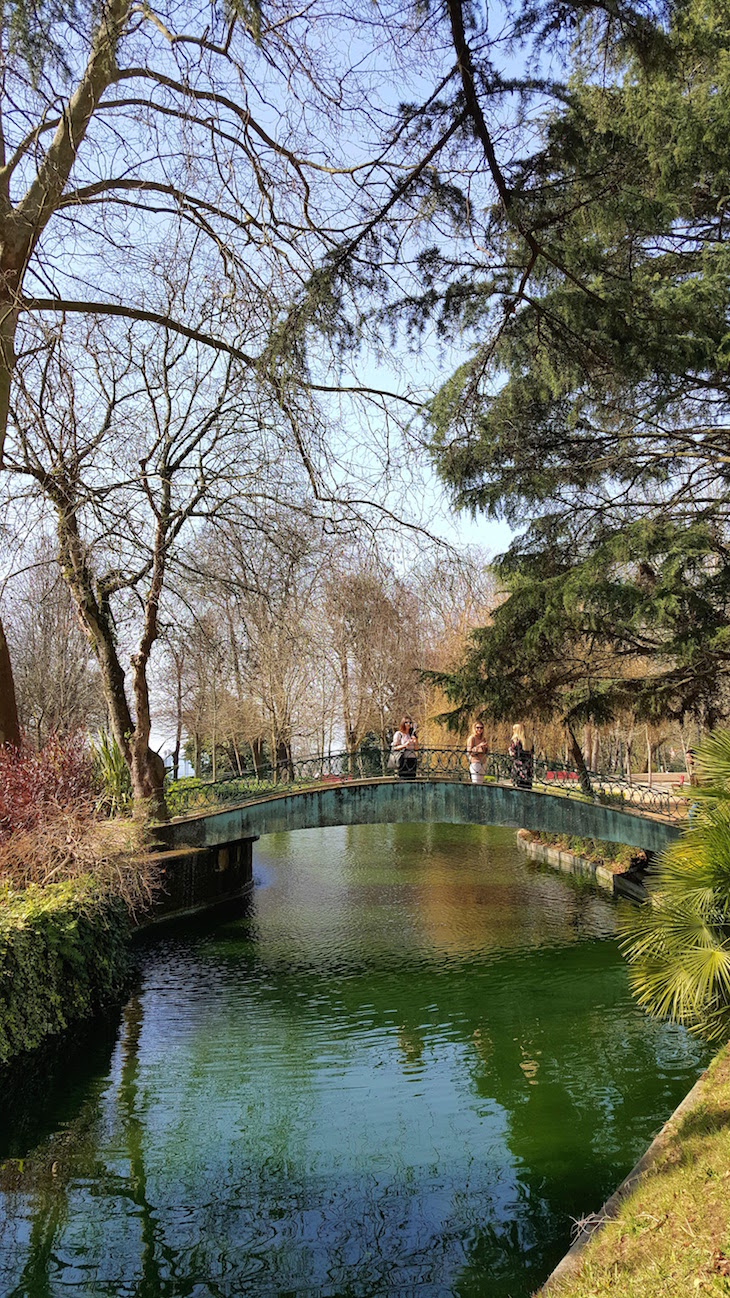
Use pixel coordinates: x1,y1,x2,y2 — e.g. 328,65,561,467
469,761,485,785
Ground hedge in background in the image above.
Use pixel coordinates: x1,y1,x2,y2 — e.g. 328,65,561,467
0,878,131,1065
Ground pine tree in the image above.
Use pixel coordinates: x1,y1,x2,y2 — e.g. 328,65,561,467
426,0,730,733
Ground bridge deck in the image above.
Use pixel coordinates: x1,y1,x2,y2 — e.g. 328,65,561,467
162,775,682,856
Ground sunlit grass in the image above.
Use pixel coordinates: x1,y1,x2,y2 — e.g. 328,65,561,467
536,1045,730,1298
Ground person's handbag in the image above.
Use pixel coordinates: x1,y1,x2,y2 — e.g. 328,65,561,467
387,751,398,770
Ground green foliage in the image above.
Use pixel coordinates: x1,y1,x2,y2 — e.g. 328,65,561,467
621,729,730,1042
220,0,262,43
431,515,730,734
426,0,730,728
0,877,131,1065
91,732,132,817
532,831,643,871
5,0,85,83
165,773,277,815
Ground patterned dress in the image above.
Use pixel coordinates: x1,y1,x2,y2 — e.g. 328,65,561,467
509,740,534,789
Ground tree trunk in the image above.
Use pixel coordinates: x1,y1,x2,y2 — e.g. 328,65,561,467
582,724,592,770
55,499,168,821
129,740,167,821
567,724,593,797
172,654,183,781
0,611,20,747
211,678,217,784
0,0,133,463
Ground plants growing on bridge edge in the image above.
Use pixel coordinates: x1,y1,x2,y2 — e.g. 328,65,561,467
621,730,730,1042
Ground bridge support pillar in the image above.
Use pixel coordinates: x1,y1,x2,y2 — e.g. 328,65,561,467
142,836,257,927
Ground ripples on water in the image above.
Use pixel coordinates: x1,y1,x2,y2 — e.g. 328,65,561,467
0,823,711,1297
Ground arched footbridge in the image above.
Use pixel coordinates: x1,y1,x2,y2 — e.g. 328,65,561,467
163,749,687,855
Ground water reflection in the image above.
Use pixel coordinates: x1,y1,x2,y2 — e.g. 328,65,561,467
0,823,711,1297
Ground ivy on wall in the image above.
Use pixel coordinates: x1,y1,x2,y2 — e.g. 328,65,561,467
0,879,131,1065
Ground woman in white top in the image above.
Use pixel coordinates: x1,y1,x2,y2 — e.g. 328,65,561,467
391,715,418,780
466,722,488,784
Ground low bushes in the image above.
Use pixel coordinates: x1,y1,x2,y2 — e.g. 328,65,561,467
0,734,162,1065
0,733,161,914
0,731,94,837
166,774,276,816
0,812,161,914
0,878,131,1065
526,830,646,873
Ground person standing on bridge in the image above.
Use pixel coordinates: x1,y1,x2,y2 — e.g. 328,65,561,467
466,722,488,784
509,724,534,789
391,716,418,780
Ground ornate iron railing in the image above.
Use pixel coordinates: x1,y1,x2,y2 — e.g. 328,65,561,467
166,748,690,822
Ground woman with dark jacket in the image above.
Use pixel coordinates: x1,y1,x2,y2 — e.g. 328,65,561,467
509,724,533,789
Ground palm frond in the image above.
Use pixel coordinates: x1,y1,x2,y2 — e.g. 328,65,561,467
620,727,730,1040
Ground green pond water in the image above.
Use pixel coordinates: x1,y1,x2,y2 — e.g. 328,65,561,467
0,823,711,1297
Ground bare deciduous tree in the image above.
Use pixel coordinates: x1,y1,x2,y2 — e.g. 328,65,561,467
0,609,19,746
4,543,105,745
4,307,319,813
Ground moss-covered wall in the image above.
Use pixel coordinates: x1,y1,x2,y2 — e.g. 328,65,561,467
0,879,131,1065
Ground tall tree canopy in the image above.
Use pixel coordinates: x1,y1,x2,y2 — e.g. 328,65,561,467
421,0,730,732
4,0,727,782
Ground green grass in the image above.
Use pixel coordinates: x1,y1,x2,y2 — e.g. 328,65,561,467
537,1045,730,1297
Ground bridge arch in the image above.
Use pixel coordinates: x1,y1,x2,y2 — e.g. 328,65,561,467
166,778,681,855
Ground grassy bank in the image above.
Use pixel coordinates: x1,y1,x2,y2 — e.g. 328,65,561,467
538,1045,730,1297
523,830,646,875
0,878,131,1065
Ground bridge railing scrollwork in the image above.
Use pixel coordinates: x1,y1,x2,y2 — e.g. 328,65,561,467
166,748,689,822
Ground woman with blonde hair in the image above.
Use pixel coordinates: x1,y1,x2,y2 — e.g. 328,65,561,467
509,723,534,789
466,721,488,784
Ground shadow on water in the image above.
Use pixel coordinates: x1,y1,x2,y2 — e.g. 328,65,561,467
0,1009,123,1160
0,823,711,1298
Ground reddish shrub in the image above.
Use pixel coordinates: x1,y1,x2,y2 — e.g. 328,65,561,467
0,733,95,840
0,735,160,913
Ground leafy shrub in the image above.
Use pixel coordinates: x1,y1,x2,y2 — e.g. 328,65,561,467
0,733,160,914
0,878,131,1065
0,813,161,915
91,731,132,816
529,830,645,871
165,775,274,816
621,729,730,1041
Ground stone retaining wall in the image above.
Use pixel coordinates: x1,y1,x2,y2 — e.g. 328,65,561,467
515,829,647,900
142,837,256,926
